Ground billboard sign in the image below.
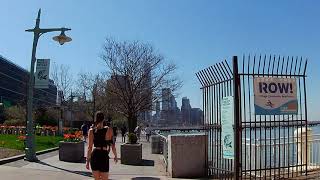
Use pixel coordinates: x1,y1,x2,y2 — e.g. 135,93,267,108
254,77,298,115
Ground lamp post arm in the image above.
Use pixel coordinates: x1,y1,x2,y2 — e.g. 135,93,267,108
26,27,71,33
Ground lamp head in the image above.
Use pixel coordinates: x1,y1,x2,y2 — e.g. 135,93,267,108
53,30,72,45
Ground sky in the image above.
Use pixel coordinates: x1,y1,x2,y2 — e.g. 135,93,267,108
0,0,319,120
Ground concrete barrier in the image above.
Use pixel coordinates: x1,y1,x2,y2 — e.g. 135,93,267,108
167,134,207,178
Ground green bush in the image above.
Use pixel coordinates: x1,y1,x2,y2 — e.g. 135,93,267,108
35,107,58,126
127,133,137,144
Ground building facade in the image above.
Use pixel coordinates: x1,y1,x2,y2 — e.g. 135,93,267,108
0,55,57,108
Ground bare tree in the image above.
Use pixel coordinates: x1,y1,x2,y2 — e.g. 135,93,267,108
76,71,95,100
102,38,182,132
76,72,109,121
51,63,73,100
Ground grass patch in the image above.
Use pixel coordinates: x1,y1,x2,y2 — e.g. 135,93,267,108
0,135,63,151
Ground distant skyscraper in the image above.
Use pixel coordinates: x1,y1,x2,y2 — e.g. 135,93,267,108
155,92,203,127
152,100,161,124
191,108,203,125
159,88,180,126
141,63,152,123
156,100,161,114
162,88,171,111
181,97,192,125
181,97,191,110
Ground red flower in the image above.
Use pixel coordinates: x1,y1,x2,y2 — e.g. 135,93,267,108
63,131,83,142
18,135,26,141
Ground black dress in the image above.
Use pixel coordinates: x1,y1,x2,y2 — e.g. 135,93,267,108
90,127,113,172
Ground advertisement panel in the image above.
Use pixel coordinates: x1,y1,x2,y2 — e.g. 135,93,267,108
254,77,297,115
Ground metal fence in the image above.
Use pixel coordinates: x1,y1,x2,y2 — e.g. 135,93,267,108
196,59,234,179
196,55,309,179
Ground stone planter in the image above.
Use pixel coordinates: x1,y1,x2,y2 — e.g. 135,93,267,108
59,141,84,162
121,143,142,165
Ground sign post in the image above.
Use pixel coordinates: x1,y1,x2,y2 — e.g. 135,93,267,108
35,59,50,89
254,77,298,115
221,96,234,159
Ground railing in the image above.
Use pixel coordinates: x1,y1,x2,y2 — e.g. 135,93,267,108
309,135,320,168
242,133,320,177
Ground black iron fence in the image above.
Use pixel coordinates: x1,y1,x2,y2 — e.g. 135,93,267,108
196,55,309,179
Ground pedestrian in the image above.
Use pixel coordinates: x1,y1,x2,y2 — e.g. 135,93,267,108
86,111,118,180
134,125,141,142
145,125,152,142
81,122,88,142
112,125,118,143
121,125,127,143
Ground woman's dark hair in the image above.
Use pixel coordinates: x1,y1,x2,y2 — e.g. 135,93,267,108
94,111,105,129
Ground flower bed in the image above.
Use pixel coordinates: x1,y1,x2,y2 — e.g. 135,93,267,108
0,125,78,136
63,131,82,142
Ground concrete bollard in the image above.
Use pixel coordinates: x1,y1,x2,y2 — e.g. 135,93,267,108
294,127,313,165
167,134,207,178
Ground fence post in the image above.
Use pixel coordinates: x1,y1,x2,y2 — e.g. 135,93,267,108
233,56,241,179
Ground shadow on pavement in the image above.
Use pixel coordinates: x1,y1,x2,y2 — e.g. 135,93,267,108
122,159,154,167
131,177,160,180
141,159,154,166
36,161,92,178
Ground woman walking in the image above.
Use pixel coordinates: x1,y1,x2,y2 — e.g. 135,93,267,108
86,111,118,180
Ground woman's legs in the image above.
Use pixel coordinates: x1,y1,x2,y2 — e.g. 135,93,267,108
100,172,109,180
92,171,101,180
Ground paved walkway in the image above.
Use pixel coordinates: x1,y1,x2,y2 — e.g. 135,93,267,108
0,136,197,180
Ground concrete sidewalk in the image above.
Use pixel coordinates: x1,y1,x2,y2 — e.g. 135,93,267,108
0,136,192,180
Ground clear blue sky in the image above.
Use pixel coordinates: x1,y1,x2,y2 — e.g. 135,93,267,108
1,0,319,120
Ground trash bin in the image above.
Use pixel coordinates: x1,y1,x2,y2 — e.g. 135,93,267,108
151,135,161,154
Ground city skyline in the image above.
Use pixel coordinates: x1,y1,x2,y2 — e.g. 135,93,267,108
152,88,202,126
0,1,319,120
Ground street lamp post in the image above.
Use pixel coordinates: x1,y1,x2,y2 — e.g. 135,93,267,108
25,9,72,162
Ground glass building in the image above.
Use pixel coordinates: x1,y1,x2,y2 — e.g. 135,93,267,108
0,55,57,108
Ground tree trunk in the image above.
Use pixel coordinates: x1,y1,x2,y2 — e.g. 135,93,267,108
128,115,137,133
